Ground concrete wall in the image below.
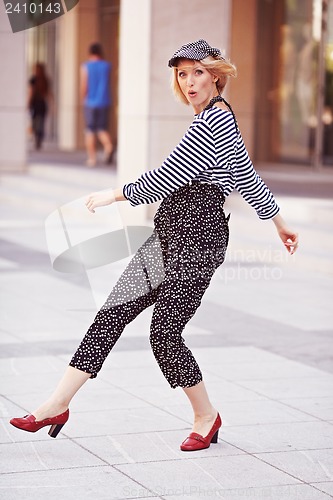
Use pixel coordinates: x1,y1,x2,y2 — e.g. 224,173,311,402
229,0,258,158
0,2,26,171
149,0,232,169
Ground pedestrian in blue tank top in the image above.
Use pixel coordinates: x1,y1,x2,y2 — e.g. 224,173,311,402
80,43,113,167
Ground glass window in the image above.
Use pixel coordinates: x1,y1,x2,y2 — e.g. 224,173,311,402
255,0,329,165
323,0,333,164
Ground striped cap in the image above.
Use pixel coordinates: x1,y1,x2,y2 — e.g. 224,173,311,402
168,39,224,67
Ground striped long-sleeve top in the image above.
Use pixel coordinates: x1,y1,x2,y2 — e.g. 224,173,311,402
123,107,279,220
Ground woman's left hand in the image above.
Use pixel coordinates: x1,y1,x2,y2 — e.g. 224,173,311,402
277,227,299,254
85,189,115,213
272,214,299,254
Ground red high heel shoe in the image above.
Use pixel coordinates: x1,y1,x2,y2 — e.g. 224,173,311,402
10,409,69,438
180,413,222,451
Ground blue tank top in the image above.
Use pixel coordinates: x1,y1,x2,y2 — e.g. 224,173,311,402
84,60,111,107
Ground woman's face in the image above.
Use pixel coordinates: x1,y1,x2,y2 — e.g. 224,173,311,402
177,59,218,113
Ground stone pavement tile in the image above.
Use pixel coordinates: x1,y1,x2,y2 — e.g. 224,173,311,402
1,371,83,396
237,375,333,399
165,484,333,500
0,396,61,445
124,377,267,408
206,359,329,381
253,449,333,483
0,256,18,270
0,395,27,419
279,397,333,421
99,349,158,369
99,365,170,389
0,269,90,308
159,399,316,429
194,346,287,365
311,482,333,497
1,273,93,340
222,421,333,453
6,382,151,415
0,330,20,344
205,265,333,331
1,304,87,343
0,466,153,500
0,356,66,376
100,364,222,390
152,403,193,423
63,406,185,439
116,455,301,494
58,348,161,374
0,417,67,444
102,367,222,391
0,439,105,473
74,429,244,465
211,399,319,426
68,385,153,413
130,380,267,409
2,368,115,398
5,327,86,343
198,380,268,404
107,384,188,410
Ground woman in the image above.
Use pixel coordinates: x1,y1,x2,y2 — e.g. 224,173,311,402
28,62,51,150
10,40,298,451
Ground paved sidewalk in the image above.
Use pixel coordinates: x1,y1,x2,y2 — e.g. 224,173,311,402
0,157,333,499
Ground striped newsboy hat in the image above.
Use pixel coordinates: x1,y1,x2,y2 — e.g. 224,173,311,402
168,39,224,67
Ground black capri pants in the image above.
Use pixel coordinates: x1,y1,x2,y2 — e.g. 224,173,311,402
69,181,229,389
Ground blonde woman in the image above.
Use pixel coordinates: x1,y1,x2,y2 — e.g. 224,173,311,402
10,40,298,451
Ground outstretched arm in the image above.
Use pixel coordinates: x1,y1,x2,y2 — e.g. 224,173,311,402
272,213,299,255
85,188,125,213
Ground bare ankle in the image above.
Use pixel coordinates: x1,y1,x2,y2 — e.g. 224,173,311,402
194,408,217,422
33,399,68,420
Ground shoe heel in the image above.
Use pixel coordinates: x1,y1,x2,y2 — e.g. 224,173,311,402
211,430,219,444
48,423,65,438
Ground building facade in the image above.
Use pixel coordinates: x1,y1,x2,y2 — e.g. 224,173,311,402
1,0,332,209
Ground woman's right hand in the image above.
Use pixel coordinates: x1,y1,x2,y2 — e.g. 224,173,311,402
85,189,115,213
272,213,299,255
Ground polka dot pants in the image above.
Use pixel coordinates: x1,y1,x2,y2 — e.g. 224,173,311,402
69,181,229,389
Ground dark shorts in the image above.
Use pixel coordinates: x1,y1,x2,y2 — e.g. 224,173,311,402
84,106,109,132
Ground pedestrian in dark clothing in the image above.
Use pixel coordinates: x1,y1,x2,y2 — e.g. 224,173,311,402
28,62,51,150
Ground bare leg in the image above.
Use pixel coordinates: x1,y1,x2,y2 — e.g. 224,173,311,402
96,129,113,161
32,366,90,421
85,131,97,166
182,381,218,437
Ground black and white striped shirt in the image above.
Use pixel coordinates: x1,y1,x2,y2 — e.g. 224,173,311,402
123,107,279,220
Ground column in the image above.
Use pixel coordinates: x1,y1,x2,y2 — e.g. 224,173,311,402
57,6,78,150
230,0,260,158
116,0,152,225
0,2,27,171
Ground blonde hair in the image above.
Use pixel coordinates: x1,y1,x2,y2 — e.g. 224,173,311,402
171,56,237,105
